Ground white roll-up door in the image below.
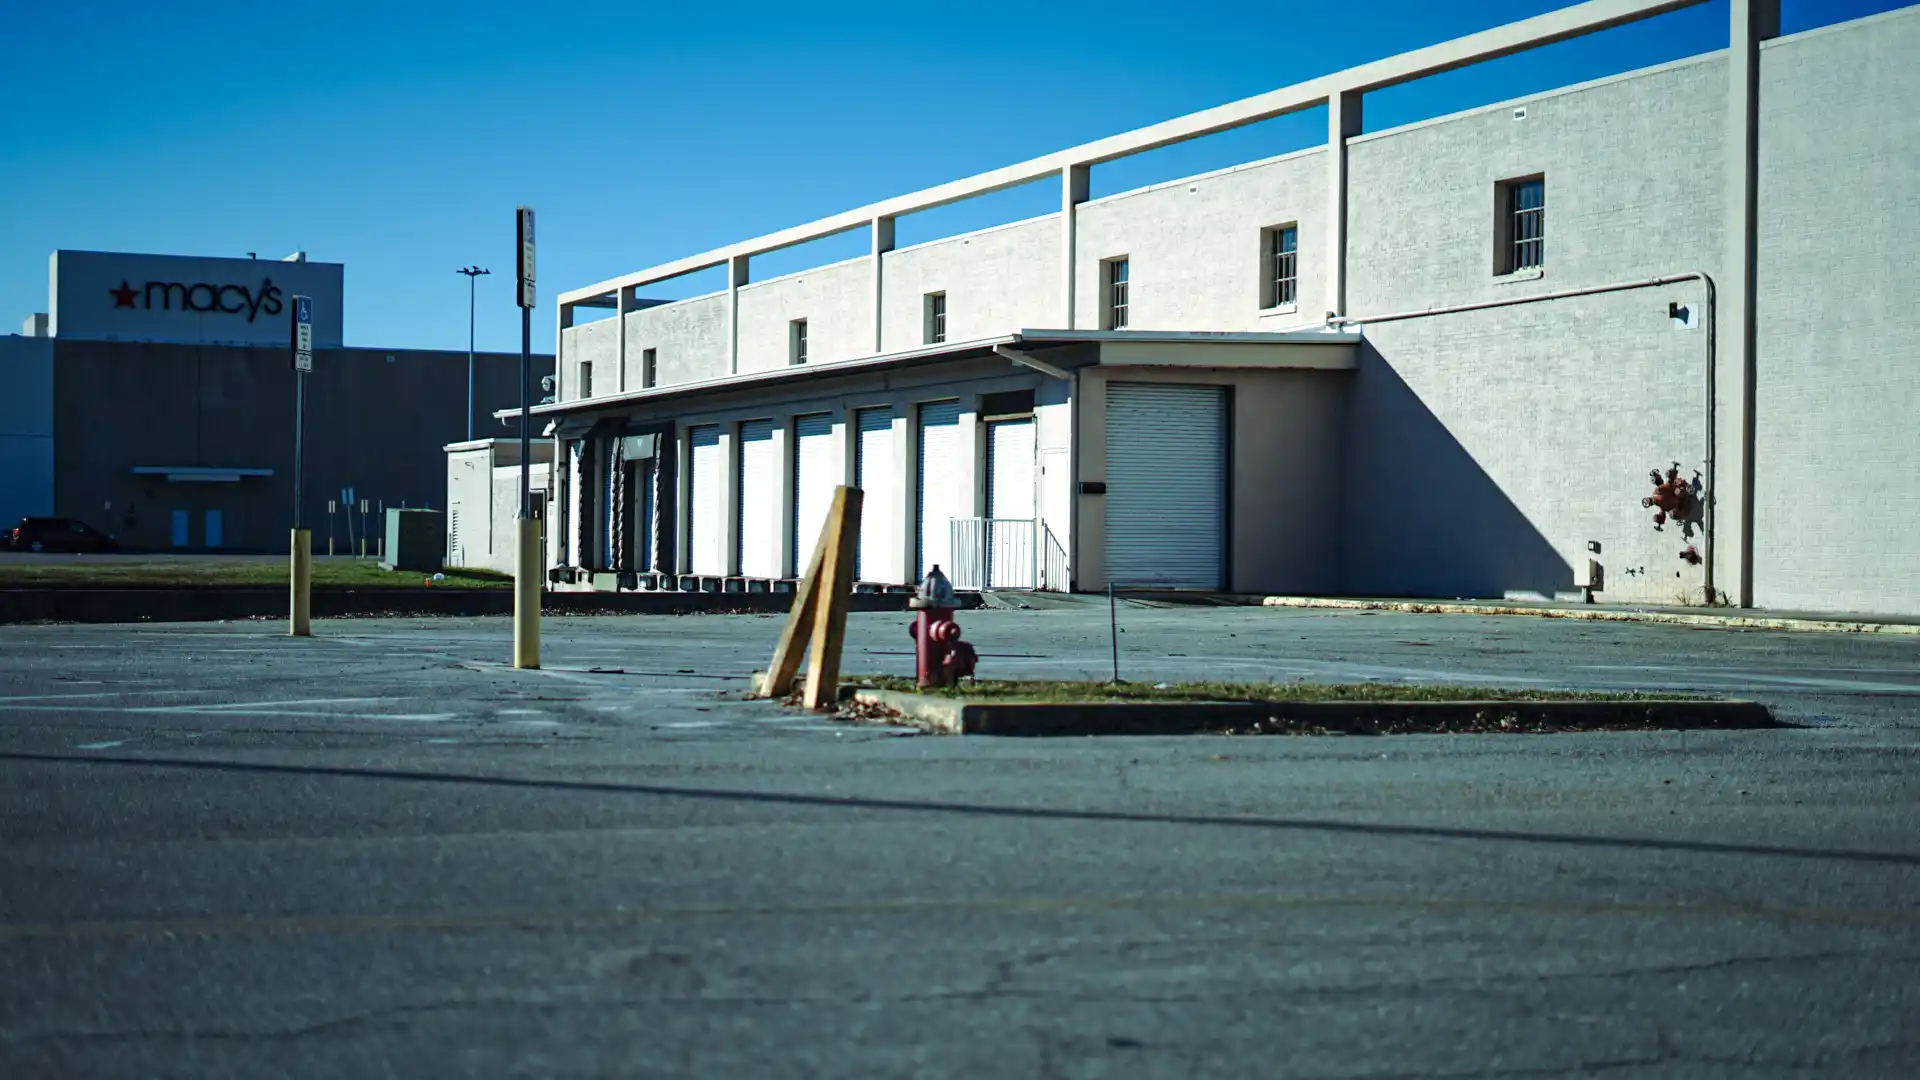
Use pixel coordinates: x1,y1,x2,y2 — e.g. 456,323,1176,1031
985,418,1036,588
687,424,725,576
1104,383,1226,589
736,419,779,578
791,414,836,573
916,401,965,581
854,408,895,582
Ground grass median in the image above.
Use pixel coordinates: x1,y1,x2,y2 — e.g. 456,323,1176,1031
0,560,511,590
845,676,1686,704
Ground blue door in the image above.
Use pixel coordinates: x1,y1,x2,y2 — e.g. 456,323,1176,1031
170,510,189,547
205,510,223,548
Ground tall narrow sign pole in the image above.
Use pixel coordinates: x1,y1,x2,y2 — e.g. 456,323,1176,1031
289,295,314,637
513,206,541,669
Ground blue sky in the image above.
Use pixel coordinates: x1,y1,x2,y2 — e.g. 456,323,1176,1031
0,0,1901,351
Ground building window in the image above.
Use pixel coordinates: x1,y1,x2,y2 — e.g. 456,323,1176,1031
790,319,808,365
925,292,946,344
1497,175,1545,273
1103,257,1129,330
1264,224,1298,308
578,361,593,399
642,347,657,389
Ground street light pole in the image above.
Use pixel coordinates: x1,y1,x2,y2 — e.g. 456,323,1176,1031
457,266,490,442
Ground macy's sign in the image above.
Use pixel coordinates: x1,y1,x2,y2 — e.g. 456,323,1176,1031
108,278,286,322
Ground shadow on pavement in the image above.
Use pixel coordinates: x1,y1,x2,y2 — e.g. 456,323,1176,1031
5,750,1915,868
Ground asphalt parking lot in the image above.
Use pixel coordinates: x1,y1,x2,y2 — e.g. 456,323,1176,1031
1,604,1915,1078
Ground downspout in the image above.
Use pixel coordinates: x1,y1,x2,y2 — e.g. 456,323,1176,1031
1326,272,1720,604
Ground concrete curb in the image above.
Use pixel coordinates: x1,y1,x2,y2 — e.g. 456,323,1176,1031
0,588,933,625
847,689,1775,737
1258,596,1920,636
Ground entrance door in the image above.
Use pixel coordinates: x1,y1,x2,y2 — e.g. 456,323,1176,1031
853,408,894,581
171,510,189,548
1104,382,1227,589
624,458,654,572
915,401,964,581
985,417,1036,588
736,419,780,578
204,510,223,548
687,425,725,575
791,414,835,574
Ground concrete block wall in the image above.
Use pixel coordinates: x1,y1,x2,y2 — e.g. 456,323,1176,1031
881,217,1061,350
0,336,55,529
735,257,871,374
624,293,728,389
1339,55,1729,604
1752,7,1920,616
1074,148,1327,332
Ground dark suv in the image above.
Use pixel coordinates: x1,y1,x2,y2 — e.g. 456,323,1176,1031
7,517,120,553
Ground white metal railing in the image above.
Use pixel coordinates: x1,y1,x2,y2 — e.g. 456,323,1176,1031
1040,523,1070,592
950,517,1038,591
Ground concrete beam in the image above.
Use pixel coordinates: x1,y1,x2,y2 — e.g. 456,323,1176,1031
562,0,1707,306
1724,0,1780,608
1323,90,1364,321
1060,165,1090,330
871,216,895,355
993,344,1074,381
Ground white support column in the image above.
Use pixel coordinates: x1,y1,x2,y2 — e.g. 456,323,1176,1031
1723,0,1779,609
1060,165,1089,329
556,303,576,402
871,215,895,354
726,255,750,375
1324,90,1363,322
614,287,630,393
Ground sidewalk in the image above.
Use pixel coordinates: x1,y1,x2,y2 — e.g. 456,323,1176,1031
1258,595,1920,636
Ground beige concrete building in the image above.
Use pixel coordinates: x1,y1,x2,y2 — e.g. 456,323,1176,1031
473,0,1918,612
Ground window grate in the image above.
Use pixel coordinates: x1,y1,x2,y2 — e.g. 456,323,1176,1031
1510,178,1544,271
790,320,808,365
1106,258,1129,329
1270,226,1297,306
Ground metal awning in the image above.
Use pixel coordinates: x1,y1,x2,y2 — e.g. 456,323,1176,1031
131,466,274,483
500,327,1360,422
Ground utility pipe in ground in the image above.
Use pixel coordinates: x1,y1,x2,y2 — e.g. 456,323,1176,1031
1326,272,1723,605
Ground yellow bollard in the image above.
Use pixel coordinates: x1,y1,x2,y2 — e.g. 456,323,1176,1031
512,516,540,669
289,528,312,637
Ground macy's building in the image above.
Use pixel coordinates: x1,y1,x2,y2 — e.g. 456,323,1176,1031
1,250,551,553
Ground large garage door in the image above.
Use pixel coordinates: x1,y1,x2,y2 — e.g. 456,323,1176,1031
736,419,780,578
687,424,725,576
916,401,966,581
1105,383,1226,589
854,408,895,582
791,414,836,573
985,417,1036,588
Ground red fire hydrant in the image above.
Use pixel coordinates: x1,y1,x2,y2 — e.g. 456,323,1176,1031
909,565,977,689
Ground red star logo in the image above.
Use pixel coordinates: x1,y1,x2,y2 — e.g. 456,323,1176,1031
110,281,138,309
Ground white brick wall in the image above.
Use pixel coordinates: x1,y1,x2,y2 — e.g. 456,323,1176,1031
880,216,1060,350
1340,56,1728,603
736,258,872,374
1074,148,1326,331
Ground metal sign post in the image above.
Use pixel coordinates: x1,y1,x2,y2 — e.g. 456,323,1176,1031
289,295,314,636
512,206,540,669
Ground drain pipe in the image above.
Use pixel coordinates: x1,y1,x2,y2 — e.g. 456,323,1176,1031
1325,272,1721,604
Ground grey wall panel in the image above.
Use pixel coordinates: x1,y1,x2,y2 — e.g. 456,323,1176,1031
1751,9,1920,615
